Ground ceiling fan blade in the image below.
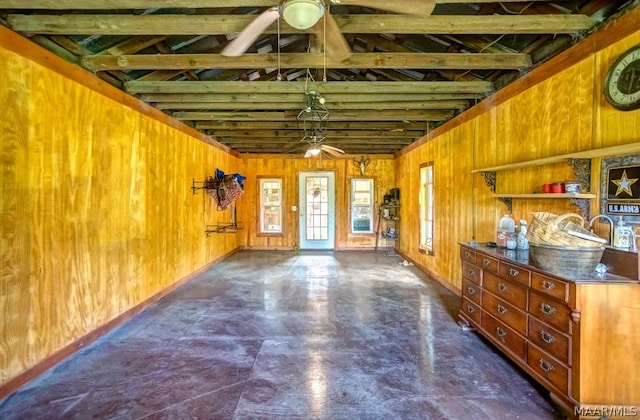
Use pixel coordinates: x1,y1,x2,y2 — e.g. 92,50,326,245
221,7,279,57
321,145,345,157
321,144,345,154
335,0,435,15
311,13,351,62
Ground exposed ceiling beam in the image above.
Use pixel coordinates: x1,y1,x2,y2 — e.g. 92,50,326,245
173,110,454,121
85,52,531,71
196,121,430,130
207,130,422,138
215,140,415,147
0,0,558,8
139,92,482,102
7,14,595,36
155,100,468,110
125,80,493,94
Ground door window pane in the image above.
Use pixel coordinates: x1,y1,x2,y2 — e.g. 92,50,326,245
306,177,329,240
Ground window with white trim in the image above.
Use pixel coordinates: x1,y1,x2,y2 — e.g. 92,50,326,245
259,178,283,234
351,178,374,233
419,163,434,254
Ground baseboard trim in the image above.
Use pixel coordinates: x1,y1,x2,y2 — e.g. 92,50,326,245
0,248,238,401
397,251,461,297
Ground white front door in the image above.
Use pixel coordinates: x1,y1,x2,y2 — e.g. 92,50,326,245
299,171,335,250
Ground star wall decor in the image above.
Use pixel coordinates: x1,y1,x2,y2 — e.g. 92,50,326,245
612,169,639,197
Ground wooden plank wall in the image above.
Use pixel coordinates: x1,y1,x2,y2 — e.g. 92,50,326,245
395,27,640,291
237,155,395,250
0,43,239,387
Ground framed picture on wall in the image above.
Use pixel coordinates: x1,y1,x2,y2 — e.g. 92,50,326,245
603,161,640,216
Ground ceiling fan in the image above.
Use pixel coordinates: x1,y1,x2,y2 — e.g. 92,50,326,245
304,138,345,158
221,0,436,61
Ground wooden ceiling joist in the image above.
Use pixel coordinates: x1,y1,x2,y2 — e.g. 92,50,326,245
0,0,558,9
195,121,430,130
7,14,595,36
125,80,494,94
83,52,532,72
207,129,423,138
155,100,468,110
139,92,482,103
173,109,454,121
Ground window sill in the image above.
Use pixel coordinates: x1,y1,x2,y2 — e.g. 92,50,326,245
419,248,433,256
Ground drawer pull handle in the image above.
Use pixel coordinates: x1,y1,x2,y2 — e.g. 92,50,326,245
467,305,475,314
540,303,556,315
464,251,471,258
542,280,555,290
483,259,491,267
467,287,476,295
497,304,508,315
467,270,475,277
539,358,555,373
497,283,508,292
496,327,507,338
540,330,556,344
508,268,519,277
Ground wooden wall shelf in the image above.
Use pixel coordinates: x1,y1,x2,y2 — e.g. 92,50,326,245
471,143,640,173
493,193,596,199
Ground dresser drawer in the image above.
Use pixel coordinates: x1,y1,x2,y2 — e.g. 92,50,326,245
462,297,481,326
527,343,569,394
531,272,568,303
529,290,573,334
481,313,526,360
462,277,482,305
482,291,527,335
462,261,481,285
483,271,527,310
478,254,499,274
528,316,570,365
460,247,477,264
498,262,531,286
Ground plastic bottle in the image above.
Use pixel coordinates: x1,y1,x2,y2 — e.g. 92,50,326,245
613,216,632,249
517,220,529,250
496,214,516,248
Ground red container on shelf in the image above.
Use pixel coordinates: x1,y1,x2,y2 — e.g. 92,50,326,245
551,183,564,193
542,183,552,193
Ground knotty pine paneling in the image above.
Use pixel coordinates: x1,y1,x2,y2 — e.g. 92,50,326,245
0,45,239,387
396,28,640,292
238,155,395,250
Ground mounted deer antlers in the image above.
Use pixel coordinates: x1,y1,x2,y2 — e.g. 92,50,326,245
353,155,371,175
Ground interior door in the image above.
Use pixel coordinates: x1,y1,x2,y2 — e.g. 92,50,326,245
299,171,335,250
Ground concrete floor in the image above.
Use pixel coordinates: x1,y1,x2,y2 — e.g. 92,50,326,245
0,250,562,419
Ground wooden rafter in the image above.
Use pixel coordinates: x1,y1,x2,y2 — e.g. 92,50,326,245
125,80,493,94
7,14,595,36
172,109,454,121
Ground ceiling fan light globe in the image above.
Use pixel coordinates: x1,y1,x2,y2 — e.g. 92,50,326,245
281,0,325,30
309,147,322,156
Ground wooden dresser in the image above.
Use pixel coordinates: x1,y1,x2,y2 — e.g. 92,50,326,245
459,244,640,415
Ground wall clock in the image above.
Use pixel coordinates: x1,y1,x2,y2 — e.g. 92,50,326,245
604,45,640,111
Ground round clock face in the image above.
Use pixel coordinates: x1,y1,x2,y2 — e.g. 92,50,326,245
604,45,640,111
